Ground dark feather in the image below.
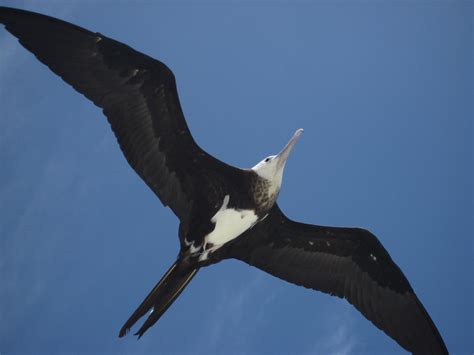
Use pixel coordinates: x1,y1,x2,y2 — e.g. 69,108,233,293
119,260,199,338
0,6,240,227
222,204,448,354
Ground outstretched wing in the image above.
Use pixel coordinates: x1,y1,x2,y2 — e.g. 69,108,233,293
225,204,447,354
0,6,237,225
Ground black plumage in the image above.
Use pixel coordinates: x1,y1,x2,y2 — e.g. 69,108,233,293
214,204,446,354
0,6,447,354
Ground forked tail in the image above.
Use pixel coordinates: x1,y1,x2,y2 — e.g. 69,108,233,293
119,259,199,338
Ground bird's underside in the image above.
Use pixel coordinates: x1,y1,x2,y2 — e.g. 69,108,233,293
0,6,448,354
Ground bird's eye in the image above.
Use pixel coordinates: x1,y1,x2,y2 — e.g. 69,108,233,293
264,157,271,162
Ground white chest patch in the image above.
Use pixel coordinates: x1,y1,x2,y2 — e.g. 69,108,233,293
204,195,258,250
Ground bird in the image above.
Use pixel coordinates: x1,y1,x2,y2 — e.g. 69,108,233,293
0,6,448,354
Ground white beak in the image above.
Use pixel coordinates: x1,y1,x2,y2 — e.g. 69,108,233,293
275,128,304,169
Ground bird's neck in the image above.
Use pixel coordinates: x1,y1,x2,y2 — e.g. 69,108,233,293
250,174,281,213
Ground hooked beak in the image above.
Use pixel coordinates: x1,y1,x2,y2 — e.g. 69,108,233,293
275,128,304,168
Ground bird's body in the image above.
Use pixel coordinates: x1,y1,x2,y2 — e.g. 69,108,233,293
0,6,448,354
180,129,303,261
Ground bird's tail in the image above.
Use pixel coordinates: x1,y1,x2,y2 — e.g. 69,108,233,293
119,259,199,338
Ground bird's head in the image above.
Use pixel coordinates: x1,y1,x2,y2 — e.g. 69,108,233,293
251,128,303,191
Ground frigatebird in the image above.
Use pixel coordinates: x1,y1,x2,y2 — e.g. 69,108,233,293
0,7,448,354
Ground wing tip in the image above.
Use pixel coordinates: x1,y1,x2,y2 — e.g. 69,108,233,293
412,294,449,354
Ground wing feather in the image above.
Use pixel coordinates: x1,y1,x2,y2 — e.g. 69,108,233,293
223,204,447,354
0,6,238,224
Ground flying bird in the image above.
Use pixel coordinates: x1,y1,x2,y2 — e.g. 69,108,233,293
0,7,447,354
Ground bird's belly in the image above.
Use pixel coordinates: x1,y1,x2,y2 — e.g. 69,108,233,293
205,207,258,248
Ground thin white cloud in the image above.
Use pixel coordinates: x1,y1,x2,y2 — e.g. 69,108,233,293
206,272,268,349
324,322,356,355
304,305,357,355
0,3,81,347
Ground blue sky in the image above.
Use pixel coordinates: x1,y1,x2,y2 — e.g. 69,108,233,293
0,1,472,354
